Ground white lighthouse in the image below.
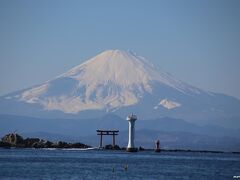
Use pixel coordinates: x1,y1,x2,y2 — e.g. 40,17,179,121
126,114,138,152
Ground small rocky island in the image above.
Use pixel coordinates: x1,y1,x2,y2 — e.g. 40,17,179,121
0,133,91,149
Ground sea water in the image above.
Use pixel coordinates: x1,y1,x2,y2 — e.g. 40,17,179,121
0,148,239,180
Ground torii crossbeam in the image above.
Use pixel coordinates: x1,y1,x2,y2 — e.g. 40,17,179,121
96,130,119,148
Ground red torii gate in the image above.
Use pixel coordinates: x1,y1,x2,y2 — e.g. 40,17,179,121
96,130,119,148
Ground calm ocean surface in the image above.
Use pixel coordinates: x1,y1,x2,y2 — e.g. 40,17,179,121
0,148,239,180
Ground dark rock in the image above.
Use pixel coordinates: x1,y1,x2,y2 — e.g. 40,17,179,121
104,144,121,150
105,144,113,149
57,141,69,148
23,138,41,147
32,140,45,148
1,133,24,146
71,142,90,148
0,133,90,149
0,141,11,148
113,145,121,150
44,141,54,148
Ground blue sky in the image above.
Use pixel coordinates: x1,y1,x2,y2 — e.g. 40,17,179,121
0,0,240,99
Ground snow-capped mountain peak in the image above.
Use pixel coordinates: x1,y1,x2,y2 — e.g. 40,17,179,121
61,49,201,94
5,50,209,114
1,49,240,129
63,50,158,88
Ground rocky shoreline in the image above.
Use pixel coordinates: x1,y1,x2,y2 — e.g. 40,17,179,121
0,133,91,149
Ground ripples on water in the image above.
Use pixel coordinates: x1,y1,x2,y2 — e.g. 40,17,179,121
0,149,239,180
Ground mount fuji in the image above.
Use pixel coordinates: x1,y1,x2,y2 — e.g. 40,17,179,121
1,50,240,128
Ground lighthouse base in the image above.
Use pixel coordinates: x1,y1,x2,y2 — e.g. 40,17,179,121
126,147,138,152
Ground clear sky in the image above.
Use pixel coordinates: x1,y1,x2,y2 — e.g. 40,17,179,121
0,0,240,99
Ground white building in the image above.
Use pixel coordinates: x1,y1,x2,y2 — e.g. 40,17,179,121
126,114,138,152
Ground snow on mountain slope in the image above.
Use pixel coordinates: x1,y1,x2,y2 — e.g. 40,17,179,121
154,99,181,110
62,50,195,93
15,50,204,113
